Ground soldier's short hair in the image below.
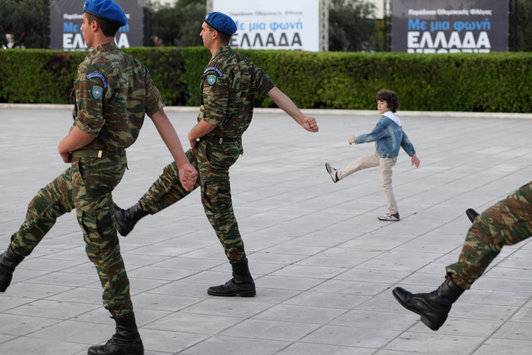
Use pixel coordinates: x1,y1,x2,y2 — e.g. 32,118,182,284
206,23,232,45
86,12,121,37
376,89,399,113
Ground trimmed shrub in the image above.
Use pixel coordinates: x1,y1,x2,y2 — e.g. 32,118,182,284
0,48,530,113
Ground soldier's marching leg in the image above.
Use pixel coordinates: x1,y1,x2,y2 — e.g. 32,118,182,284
115,149,199,237
0,247,24,292
197,141,254,296
3,169,74,292
393,275,464,330
202,173,255,296
113,202,148,237
393,182,532,330
72,154,142,354
465,208,479,223
447,182,532,289
208,257,256,297
88,312,143,355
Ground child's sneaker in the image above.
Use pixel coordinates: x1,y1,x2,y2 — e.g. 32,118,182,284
325,162,338,183
378,213,400,221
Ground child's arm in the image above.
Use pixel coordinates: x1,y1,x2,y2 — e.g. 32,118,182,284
411,154,420,168
353,118,387,144
401,131,416,156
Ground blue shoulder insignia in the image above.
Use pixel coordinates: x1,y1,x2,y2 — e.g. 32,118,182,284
203,67,223,77
86,73,108,89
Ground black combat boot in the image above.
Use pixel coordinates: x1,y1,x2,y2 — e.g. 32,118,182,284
466,208,479,223
0,247,25,292
88,312,144,355
207,257,256,297
393,275,464,331
114,203,148,237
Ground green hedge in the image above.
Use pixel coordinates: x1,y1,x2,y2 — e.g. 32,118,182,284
0,48,531,112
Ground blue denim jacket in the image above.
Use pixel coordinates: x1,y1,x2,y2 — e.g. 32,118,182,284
354,113,416,158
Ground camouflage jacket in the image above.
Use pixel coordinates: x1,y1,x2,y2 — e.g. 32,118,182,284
72,42,164,151
199,45,275,139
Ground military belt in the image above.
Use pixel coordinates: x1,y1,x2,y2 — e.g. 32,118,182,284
71,149,105,160
200,136,241,144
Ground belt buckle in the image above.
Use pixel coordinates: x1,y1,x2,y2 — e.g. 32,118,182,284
219,138,223,144
97,150,103,158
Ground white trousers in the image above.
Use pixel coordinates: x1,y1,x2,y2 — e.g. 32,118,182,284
338,153,399,214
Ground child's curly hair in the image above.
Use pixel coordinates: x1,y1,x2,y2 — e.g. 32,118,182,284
376,89,399,113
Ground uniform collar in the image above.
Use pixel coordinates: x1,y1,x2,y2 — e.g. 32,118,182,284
213,45,231,58
94,41,118,54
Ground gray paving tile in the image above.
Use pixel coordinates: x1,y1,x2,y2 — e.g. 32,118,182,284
301,324,398,348
278,342,374,355
0,336,87,355
180,335,289,355
254,304,345,324
145,312,245,334
474,338,532,355
220,319,319,341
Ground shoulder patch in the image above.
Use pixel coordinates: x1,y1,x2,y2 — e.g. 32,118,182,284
91,85,104,99
206,74,218,86
86,73,108,89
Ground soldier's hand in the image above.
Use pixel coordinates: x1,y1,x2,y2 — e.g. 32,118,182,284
301,116,318,132
179,162,198,191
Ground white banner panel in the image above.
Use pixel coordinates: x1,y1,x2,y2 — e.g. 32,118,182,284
211,0,320,51
391,0,508,53
50,0,143,50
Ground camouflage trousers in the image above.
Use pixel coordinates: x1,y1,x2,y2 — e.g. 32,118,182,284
139,138,245,261
9,151,132,317
446,181,532,290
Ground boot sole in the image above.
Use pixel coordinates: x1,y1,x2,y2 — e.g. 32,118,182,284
88,350,143,355
392,289,441,331
207,289,256,297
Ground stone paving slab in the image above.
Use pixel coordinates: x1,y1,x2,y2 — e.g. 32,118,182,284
1,106,532,354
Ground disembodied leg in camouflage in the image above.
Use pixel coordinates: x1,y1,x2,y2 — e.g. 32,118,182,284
3,168,75,291
195,141,255,296
447,181,532,289
393,181,532,330
115,149,199,236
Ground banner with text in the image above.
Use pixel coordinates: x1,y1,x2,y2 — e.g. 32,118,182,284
211,0,320,51
50,0,143,50
391,0,508,53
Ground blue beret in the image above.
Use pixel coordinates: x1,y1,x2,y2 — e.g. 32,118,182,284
84,0,127,27
205,12,237,35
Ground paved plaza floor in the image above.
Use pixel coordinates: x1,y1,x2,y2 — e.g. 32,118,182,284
1,105,532,355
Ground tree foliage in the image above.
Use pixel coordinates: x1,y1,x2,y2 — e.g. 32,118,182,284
146,0,205,47
328,0,378,51
511,0,532,51
0,0,49,48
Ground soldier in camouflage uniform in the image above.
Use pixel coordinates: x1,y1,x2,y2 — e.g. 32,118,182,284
393,181,532,331
114,11,319,297
0,1,197,354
